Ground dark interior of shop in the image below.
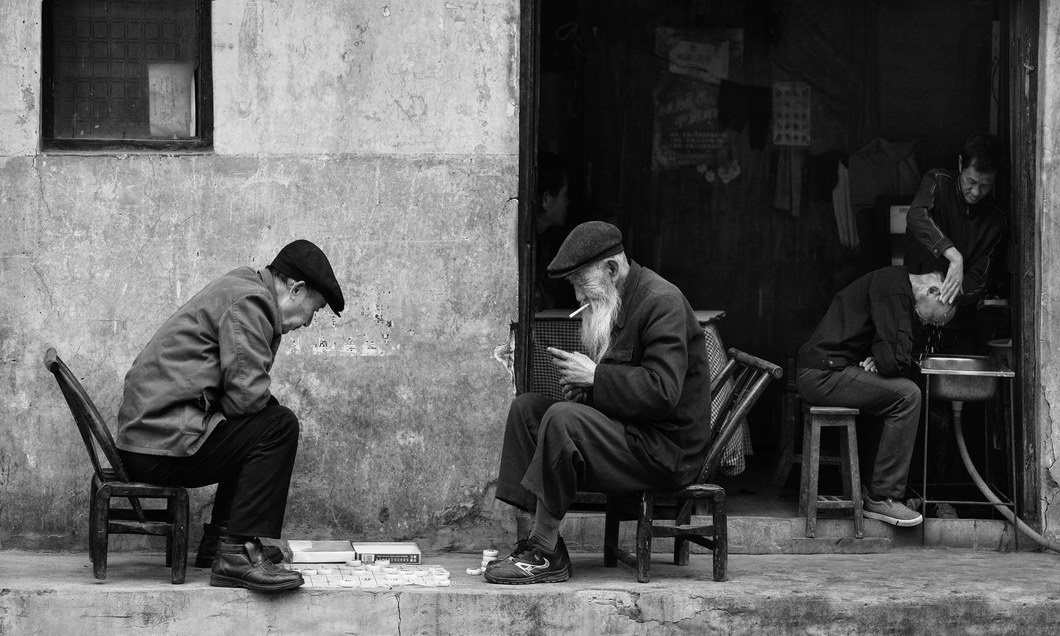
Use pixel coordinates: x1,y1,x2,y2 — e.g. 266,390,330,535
526,0,1017,520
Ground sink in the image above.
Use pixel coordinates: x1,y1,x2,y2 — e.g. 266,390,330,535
919,355,1014,402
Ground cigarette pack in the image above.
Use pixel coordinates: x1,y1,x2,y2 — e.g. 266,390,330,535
352,541,422,564
286,540,357,563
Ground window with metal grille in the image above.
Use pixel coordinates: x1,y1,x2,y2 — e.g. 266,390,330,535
41,0,212,151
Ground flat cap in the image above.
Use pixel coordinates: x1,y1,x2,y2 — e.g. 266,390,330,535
270,239,345,316
546,221,624,279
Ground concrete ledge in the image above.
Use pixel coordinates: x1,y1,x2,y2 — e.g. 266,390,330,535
2,549,1059,634
564,513,1017,554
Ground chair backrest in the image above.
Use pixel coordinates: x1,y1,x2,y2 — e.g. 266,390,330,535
698,348,783,483
44,347,131,484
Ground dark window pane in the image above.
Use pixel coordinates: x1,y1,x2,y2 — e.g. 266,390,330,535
44,0,209,147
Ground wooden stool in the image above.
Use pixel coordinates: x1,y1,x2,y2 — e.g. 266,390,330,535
799,406,863,539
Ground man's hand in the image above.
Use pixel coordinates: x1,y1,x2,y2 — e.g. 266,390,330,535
860,357,878,374
561,383,587,403
548,347,596,388
940,247,964,304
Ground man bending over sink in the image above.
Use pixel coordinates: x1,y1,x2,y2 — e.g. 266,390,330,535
795,266,955,527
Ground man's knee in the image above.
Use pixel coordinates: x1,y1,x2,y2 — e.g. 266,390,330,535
540,401,593,439
896,379,921,408
262,404,300,443
510,392,554,416
505,392,555,436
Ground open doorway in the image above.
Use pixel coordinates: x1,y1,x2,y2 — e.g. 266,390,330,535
517,0,1037,526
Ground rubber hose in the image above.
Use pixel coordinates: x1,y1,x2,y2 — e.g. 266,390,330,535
953,409,1060,552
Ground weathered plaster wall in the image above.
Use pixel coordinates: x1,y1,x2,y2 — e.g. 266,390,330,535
0,1,520,549
1037,0,1060,543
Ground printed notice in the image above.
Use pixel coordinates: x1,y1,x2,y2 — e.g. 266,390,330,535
148,62,195,138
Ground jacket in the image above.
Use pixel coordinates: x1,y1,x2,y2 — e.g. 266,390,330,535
116,267,283,456
796,266,917,378
590,261,712,486
903,169,1005,303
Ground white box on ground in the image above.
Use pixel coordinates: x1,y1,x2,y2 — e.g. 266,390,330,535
287,540,357,563
353,542,422,564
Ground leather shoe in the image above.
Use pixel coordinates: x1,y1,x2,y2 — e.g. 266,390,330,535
210,539,304,592
196,524,285,568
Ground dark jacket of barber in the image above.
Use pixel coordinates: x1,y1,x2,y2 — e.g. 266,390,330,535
796,266,918,378
903,168,1005,305
589,261,711,486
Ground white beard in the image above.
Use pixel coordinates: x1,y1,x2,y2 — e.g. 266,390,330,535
581,279,622,362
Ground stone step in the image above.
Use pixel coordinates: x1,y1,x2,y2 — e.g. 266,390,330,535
562,513,1017,554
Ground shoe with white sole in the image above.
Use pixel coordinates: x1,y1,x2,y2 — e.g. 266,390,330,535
862,487,923,527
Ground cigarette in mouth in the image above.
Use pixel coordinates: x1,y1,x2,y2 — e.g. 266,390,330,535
568,304,590,318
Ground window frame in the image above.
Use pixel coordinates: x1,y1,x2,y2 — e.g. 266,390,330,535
40,0,213,152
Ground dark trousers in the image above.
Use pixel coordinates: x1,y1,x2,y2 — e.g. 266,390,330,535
119,404,299,538
496,393,671,518
796,367,921,499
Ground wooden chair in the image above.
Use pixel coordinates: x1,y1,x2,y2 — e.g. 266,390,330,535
573,348,782,583
43,348,189,584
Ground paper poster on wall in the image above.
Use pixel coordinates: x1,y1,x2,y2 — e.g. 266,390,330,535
148,62,195,139
772,81,811,146
652,28,743,171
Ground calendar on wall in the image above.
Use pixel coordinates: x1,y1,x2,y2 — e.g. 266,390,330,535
772,81,811,146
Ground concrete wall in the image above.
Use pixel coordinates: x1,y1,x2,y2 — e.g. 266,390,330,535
0,1,520,549
1036,0,1060,544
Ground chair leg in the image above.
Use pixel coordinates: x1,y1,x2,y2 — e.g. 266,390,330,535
673,500,692,566
92,485,111,580
798,413,812,516
804,421,821,538
839,426,853,498
88,482,98,568
603,499,619,568
845,423,865,539
712,489,728,582
170,490,189,584
636,493,653,583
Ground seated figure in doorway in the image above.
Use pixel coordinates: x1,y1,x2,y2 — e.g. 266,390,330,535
116,240,344,592
533,150,578,310
485,221,712,584
795,265,955,528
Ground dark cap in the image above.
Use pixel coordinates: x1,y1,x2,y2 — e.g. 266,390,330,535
270,239,345,316
546,221,624,279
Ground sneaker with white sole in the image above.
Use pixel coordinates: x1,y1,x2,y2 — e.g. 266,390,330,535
862,487,923,527
483,536,571,585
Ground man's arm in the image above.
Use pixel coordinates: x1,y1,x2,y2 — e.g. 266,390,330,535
217,294,277,417
906,172,963,303
906,172,953,259
591,293,689,421
868,287,915,377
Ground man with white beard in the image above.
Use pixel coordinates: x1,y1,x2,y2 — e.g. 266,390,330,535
486,221,711,585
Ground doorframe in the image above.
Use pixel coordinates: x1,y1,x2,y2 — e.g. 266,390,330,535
1008,0,1040,523
515,0,540,395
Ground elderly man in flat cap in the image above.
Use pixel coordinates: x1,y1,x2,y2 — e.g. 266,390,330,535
116,239,344,592
486,221,711,584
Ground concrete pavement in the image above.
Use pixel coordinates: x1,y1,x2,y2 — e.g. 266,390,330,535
2,547,1059,634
